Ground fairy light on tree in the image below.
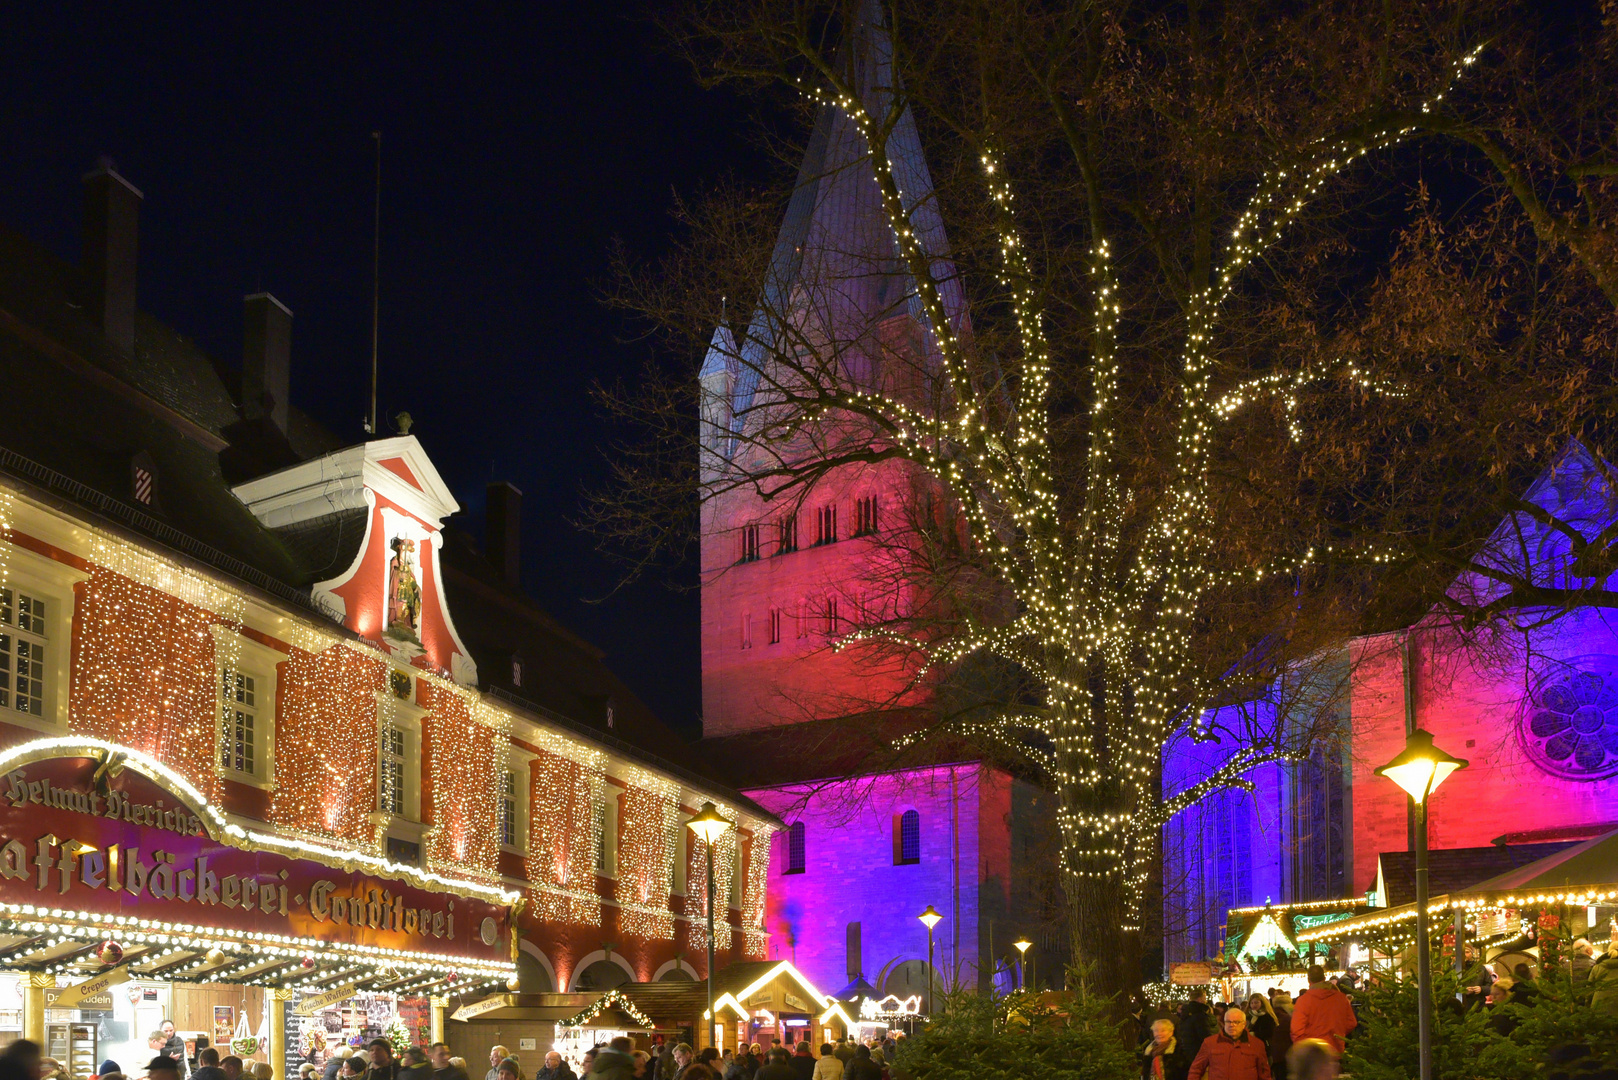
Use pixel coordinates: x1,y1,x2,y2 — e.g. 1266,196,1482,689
596,0,1491,995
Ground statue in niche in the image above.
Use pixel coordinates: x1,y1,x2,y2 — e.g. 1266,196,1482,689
386,536,422,643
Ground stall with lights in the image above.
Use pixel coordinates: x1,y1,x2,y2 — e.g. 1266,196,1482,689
0,740,517,1077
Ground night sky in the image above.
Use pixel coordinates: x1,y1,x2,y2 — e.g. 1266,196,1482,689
0,6,762,736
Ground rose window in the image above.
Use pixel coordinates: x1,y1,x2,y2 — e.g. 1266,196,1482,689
1522,663,1618,780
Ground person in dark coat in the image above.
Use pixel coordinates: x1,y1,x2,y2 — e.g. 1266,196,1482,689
785,1045,813,1080
1266,992,1293,1080
1178,991,1217,1055
1245,995,1279,1054
752,1051,796,1080
1140,1019,1193,1080
0,1040,42,1080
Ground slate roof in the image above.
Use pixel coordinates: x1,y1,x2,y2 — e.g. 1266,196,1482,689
1377,842,1578,908
0,179,763,814
705,0,963,456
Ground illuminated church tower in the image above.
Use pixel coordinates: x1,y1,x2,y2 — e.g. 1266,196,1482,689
694,4,1052,1006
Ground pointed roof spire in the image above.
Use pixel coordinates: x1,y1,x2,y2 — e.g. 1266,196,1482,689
712,0,961,457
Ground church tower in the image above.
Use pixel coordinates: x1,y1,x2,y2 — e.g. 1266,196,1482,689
696,1,963,744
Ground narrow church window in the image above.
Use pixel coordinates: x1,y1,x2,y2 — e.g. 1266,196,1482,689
823,596,839,635
739,524,761,563
777,515,797,554
769,609,782,645
894,809,921,865
785,821,806,874
816,504,838,546
796,603,810,639
854,495,879,536
741,612,753,649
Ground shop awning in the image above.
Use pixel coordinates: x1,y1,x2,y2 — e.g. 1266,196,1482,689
1298,829,1618,945
0,739,517,997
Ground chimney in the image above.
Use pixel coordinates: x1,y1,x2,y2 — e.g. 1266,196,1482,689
242,293,293,435
82,163,142,354
486,481,523,588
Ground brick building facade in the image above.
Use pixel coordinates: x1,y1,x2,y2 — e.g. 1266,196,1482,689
0,161,779,1063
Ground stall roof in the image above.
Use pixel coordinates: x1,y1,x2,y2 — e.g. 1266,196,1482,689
1298,828,1618,944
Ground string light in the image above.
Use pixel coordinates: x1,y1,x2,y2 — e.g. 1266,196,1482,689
559,987,656,1030
708,28,1491,942
616,769,679,941
685,803,737,952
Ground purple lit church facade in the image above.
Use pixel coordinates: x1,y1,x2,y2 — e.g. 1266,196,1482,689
1164,444,1618,965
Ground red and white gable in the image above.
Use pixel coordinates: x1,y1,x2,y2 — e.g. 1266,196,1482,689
232,436,478,685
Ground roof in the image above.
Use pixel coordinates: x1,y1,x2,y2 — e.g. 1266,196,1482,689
1376,842,1579,907
1302,829,1618,944
0,170,758,817
707,0,963,457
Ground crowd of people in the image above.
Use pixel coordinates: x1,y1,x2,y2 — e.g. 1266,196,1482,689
1135,965,1358,1080
548,1034,899,1080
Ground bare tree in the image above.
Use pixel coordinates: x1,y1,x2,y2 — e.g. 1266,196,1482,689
593,0,1487,997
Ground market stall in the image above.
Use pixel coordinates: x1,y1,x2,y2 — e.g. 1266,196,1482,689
0,740,517,1079
1295,829,1618,973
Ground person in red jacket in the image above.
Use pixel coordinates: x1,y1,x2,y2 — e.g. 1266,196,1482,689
1290,966,1358,1054
1188,1009,1272,1080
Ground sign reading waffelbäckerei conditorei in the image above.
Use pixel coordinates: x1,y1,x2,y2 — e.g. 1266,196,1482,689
0,753,509,963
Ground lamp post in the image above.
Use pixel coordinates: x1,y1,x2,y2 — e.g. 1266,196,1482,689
688,802,731,1053
1013,938,1032,991
919,906,944,1016
1375,729,1467,1080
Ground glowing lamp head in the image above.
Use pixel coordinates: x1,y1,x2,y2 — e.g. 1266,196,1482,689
1012,938,1032,955
687,802,729,846
919,905,943,931
1375,729,1467,803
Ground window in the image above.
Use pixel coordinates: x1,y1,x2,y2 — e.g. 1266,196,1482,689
815,504,837,546
854,495,879,536
739,524,761,563
498,769,520,849
796,602,810,639
823,595,839,636
777,516,798,555
596,790,619,876
511,655,523,687
378,723,407,816
219,670,259,776
785,821,806,875
741,613,753,650
673,814,690,895
0,588,48,719
729,843,743,906
213,630,281,786
768,609,783,645
894,809,921,865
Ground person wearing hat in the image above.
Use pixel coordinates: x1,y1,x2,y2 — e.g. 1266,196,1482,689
148,1056,184,1080
100,1063,122,1079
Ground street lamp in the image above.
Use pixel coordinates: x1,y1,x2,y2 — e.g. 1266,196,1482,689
919,905,942,1017
688,802,731,1053
1375,729,1467,1080
1013,938,1032,991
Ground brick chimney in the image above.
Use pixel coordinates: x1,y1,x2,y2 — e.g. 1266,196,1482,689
486,481,522,588
82,163,142,354
242,293,292,435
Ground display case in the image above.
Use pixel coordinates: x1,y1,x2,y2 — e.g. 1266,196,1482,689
46,1022,97,1079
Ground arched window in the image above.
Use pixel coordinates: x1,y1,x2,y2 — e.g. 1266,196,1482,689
894,809,920,865
785,821,806,874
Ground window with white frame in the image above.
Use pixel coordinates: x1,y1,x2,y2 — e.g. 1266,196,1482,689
0,587,48,719
215,633,278,786
498,767,528,851
379,723,407,816
219,669,260,776
595,789,619,876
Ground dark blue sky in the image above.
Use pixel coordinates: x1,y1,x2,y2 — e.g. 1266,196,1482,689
0,4,754,735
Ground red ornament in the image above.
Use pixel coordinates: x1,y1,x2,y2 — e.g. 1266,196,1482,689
97,940,123,966
301,957,316,969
